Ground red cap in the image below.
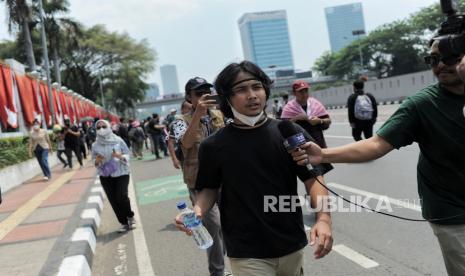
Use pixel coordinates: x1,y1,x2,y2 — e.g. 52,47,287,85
292,80,309,92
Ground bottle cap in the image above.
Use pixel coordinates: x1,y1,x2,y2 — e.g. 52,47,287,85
176,201,187,210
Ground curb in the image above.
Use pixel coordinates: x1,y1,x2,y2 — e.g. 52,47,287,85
56,178,105,276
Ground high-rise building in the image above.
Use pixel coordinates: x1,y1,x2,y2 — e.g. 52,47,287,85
238,10,294,76
145,83,160,101
160,64,180,95
325,3,366,52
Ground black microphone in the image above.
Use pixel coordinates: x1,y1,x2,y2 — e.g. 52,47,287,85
277,120,313,170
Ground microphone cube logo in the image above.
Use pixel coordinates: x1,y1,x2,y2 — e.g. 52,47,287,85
283,133,306,151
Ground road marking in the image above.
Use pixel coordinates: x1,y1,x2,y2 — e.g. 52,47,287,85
329,122,385,125
0,169,78,241
327,182,422,212
128,176,156,276
333,244,379,269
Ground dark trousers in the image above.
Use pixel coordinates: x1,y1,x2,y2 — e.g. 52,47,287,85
100,175,134,225
151,134,168,157
57,150,67,166
79,143,87,159
34,146,51,178
352,121,374,141
65,146,83,168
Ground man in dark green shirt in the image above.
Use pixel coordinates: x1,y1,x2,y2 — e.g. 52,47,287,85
292,40,465,275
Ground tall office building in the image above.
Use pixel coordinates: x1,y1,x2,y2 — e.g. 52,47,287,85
238,10,294,76
325,3,366,52
160,64,180,95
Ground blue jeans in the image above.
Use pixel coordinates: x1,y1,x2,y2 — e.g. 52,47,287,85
34,146,51,178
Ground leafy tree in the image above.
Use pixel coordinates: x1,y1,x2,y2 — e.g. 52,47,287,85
2,0,37,70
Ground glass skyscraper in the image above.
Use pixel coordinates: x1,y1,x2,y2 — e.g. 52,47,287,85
325,3,366,52
238,10,294,74
160,64,180,95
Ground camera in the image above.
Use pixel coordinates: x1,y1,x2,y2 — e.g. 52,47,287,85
436,0,465,60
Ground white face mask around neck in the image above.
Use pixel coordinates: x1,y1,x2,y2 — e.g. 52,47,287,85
229,104,264,127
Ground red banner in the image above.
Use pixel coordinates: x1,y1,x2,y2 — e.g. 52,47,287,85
15,74,36,126
0,65,18,128
39,82,52,127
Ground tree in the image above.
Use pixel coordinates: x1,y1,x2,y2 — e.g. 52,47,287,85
2,0,37,71
41,0,82,86
312,51,336,76
60,25,156,113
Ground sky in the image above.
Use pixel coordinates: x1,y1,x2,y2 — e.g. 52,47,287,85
0,0,438,95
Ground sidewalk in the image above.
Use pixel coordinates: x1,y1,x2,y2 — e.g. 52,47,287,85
0,160,103,276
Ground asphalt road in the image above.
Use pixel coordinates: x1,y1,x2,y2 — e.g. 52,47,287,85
92,109,447,276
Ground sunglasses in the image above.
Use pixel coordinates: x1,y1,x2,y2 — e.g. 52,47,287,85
424,53,461,67
96,125,107,130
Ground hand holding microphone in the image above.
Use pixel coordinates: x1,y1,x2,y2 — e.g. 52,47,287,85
278,120,323,167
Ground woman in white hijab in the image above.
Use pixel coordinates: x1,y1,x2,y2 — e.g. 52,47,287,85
92,119,135,233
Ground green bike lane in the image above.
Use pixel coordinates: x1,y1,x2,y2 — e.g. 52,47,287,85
129,154,212,275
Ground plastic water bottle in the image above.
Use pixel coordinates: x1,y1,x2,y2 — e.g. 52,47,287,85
176,201,213,250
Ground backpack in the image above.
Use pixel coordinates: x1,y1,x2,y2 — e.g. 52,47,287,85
354,95,373,120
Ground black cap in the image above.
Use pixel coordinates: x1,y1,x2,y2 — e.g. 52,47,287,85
185,77,213,92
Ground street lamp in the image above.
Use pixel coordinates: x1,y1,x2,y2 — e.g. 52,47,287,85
352,29,366,73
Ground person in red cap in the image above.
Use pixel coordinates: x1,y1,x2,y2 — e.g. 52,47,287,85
280,80,331,148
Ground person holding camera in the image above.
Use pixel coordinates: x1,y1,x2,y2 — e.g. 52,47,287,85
171,77,228,276
92,119,135,233
294,39,465,275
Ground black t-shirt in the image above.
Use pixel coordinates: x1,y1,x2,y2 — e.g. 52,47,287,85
64,125,79,148
195,119,333,258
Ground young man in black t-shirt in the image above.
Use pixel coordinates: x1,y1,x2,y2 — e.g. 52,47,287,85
175,61,333,275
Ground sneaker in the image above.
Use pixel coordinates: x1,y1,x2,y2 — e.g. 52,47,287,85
117,224,130,233
127,217,136,227
63,163,68,169
43,176,49,181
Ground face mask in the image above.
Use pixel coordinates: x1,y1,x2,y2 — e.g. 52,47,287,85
97,127,111,137
33,125,40,130
229,104,264,127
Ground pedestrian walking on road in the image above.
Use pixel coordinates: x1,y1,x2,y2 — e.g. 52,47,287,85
128,120,145,159
175,62,334,276
63,119,83,169
92,119,136,233
28,119,53,181
347,79,378,141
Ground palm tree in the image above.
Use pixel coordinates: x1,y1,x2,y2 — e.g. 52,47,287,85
2,0,37,71
41,0,81,86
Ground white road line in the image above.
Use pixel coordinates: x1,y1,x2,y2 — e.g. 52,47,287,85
128,177,156,276
327,182,422,212
325,135,354,139
333,244,379,269
304,225,380,270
